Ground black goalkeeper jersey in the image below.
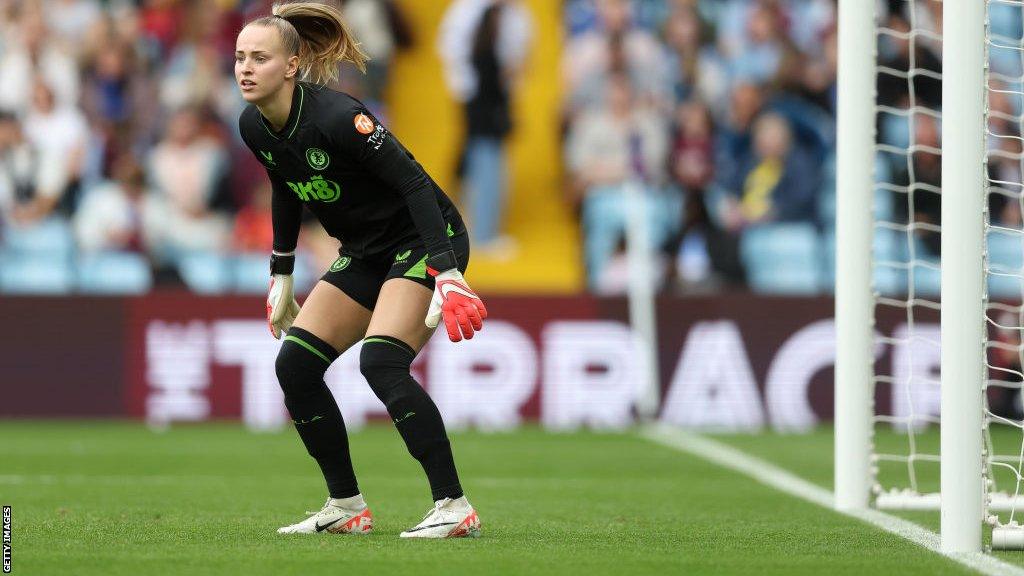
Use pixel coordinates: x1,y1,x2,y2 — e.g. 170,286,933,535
238,82,464,260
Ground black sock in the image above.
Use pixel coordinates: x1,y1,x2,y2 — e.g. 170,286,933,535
276,327,359,499
360,336,463,501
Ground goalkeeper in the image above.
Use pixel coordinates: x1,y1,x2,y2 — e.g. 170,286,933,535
235,2,487,539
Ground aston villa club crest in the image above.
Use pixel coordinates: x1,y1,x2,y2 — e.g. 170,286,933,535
306,147,330,170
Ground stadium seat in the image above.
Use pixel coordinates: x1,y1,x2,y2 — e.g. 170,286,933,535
292,255,317,294
234,252,318,295
2,217,75,257
873,154,896,224
234,253,270,294
879,111,911,151
177,252,231,294
821,228,836,292
987,231,1024,299
740,223,822,295
911,263,941,298
872,228,910,297
77,252,153,294
0,253,74,294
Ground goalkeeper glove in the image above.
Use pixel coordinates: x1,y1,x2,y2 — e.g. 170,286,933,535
267,252,301,339
425,250,488,342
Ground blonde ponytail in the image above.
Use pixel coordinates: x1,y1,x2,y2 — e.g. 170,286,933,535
249,1,369,85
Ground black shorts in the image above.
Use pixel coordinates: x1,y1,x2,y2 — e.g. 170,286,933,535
320,232,470,311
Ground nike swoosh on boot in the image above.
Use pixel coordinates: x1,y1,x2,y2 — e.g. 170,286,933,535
315,518,343,532
404,521,457,533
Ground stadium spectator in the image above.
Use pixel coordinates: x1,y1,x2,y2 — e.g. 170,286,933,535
439,0,532,255
668,99,715,285
79,20,160,177
888,113,941,257
0,3,17,54
708,112,819,283
714,82,764,190
0,110,68,227
989,135,1023,230
671,100,715,205
232,180,274,253
717,112,818,227
661,2,725,106
726,2,784,86
159,2,235,114
22,79,89,212
146,106,230,263
794,26,837,116
876,5,941,112
73,153,159,254
0,5,79,113
566,72,680,291
45,0,103,52
787,0,837,56
986,84,1021,228
0,111,57,225
139,0,186,60
563,0,668,117
0,0,863,295
338,0,414,117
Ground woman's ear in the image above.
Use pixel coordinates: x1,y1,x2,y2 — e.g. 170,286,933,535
285,55,300,79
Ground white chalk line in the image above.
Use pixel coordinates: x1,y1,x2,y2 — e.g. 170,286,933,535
639,424,1024,576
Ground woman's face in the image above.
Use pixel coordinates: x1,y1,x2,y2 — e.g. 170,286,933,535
234,24,297,104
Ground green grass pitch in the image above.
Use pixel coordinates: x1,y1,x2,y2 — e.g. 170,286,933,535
0,421,1019,575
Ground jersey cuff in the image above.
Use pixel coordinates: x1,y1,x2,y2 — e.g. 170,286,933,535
270,253,296,275
426,250,458,274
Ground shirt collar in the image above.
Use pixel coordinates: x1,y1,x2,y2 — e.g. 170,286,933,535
260,83,305,140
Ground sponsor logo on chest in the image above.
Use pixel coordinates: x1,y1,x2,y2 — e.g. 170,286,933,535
286,175,341,203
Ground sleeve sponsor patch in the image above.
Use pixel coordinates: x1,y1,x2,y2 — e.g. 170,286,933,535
354,113,375,135
367,124,387,150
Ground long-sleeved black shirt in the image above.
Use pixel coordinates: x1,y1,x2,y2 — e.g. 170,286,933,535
238,82,463,260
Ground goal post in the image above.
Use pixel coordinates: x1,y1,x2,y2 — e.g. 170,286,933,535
835,0,1024,553
834,0,877,513
939,0,986,554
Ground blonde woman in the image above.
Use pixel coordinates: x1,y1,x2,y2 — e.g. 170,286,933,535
235,2,486,538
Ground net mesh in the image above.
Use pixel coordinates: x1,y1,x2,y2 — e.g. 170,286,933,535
984,0,1024,529
869,0,1024,525
871,0,944,506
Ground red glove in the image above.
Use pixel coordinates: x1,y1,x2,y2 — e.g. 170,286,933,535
425,268,488,342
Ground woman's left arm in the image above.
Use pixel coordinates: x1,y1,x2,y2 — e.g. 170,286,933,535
334,108,456,270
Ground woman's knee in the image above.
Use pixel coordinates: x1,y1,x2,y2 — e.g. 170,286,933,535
275,327,338,397
359,336,417,405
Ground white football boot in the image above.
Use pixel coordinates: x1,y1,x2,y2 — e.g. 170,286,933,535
276,495,373,535
399,496,481,538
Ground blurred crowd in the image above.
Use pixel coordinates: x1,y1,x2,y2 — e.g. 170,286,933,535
3,0,1022,296
563,0,838,294
0,0,413,293
563,0,1023,296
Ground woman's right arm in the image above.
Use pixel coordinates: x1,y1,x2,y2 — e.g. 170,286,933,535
240,113,302,259
267,170,302,257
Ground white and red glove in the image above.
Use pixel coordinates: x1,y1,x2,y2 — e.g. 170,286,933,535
267,274,301,339
425,267,488,342
267,252,301,339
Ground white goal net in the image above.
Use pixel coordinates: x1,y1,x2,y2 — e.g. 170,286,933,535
983,0,1024,543
847,0,1024,550
839,0,1024,553
870,0,944,511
